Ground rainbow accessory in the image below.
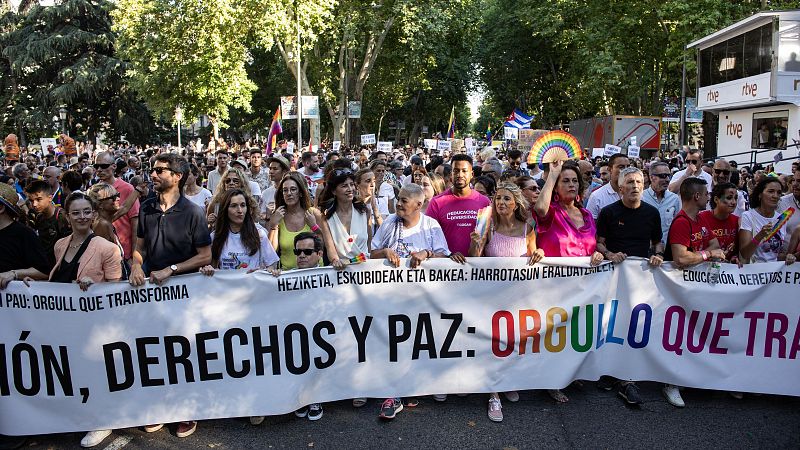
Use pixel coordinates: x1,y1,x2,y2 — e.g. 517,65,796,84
266,106,283,155
349,253,367,264
527,130,583,164
763,207,794,241
474,206,492,238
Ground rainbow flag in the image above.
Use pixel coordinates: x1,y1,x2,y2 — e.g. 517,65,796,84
486,122,492,145
447,106,455,139
266,106,282,155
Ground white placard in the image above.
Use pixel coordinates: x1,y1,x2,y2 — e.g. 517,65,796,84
332,141,341,152
280,96,298,119
627,145,640,159
360,134,376,145
286,142,295,153
504,127,519,140
437,140,452,152
377,141,392,152
40,138,57,151
465,137,474,148
592,148,605,158
630,136,637,146
604,144,622,157
301,95,319,119
424,139,437,150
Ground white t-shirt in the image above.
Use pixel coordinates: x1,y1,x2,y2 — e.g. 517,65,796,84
211,223,279,270
670,168,713,191
739,209,787,263
186,188,213,210
371,214,450,257
376,182,395,217
586,183,622,219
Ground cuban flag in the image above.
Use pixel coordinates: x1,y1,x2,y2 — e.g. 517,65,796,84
504,109,533,129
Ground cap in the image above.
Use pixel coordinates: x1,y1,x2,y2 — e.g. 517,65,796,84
266,155,291,171
230,159,248,169
0,183,21,216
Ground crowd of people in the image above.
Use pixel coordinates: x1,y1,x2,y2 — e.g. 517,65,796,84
1,136,798,448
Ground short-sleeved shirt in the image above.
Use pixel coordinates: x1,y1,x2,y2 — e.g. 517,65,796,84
371,214,450,257
778,193,800,236
699,210,739,251
596,200,662,257
425,188,490,255
211,224,279,270
137,195,212,274
0,221,52,274
586,183,622,219
535,202,597,257
248,168,271,194
739,208,787,262
112,178,140,260
642,187,682,244
667,210,713,253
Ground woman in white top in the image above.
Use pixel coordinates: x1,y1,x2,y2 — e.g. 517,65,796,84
318,168,372,270
200,189,279,273
739,177,797,264
184,163,213,209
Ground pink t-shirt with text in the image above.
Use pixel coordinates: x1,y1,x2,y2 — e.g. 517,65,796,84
425,188,490,255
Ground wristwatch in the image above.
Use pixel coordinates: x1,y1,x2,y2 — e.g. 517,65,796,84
169,264,178,273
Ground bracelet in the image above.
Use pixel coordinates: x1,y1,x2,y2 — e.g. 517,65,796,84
700,251,708,261
751,237,761,246
311,224,320,232
426,249,433,259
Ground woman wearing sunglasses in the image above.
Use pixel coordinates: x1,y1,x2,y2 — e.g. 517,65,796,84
206,167,253,228
318,168,372,270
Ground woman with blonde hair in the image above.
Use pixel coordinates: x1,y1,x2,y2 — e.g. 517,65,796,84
469,181,543,422
207,167,253,227
268,172,325,270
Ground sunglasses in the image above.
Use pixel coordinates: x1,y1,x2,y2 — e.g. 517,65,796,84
686,159,699,165
652,173,670,179
93,163,113,170
333,169,353,177
714,169,730,175
524,185,540,192
151,167,174,175
225,178,241,184
100,193,120,202
293,248,316,256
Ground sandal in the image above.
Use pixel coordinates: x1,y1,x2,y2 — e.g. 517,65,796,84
352,397,368,407
548,389,569,403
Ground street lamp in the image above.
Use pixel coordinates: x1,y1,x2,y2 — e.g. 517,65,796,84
175,105,183,151
58,107,67,134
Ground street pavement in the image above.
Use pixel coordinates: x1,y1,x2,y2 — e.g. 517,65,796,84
19,381,800,449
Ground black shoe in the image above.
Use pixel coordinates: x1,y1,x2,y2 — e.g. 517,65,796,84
307,403,323,421
294,406,309,418
618,382,643,405
379,397,403,420
597,375,616,391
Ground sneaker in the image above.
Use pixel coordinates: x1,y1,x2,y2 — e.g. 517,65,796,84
379,398,403,420
618,382,643,405
80,430,111,448
294,406,309,418
433,394,448,402
404,397,420,408
352,397,367,408
176,421,197,438
307,403,323,421
249,416,265,425
143,424,164,433
503,391,520,402
487,396,503,422
662,385,685,408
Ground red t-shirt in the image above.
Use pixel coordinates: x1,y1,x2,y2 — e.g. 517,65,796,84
699,210,739,252
668,210,712,252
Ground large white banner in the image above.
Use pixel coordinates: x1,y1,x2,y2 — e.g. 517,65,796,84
1,258,799,435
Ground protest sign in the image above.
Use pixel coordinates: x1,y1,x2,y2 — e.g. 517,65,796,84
424,139,437,150
504,127,519,140
604,144,622,157
360,134,376,145
437,140,452,152
286,142,295,153
377,142,392,152
301,96,319,119
347,101,361,119
40,138,57,152
332,141,341,152
280,96,298,120
465,138,474,149
627,145,640,159
592,148,605,158
2,259,798,435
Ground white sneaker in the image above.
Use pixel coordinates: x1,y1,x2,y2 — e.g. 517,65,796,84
249,416,265,425
433,394,448,402
81,430,112,448
487,396,503,422
662,385,685,407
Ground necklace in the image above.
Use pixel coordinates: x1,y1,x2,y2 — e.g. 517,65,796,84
69,235,90,249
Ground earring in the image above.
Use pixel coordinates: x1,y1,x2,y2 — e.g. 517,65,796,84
553,193,560,202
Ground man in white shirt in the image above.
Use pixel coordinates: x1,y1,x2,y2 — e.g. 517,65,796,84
206,149,230,193
778,169,800,235
642,162,681,244
587,153,629,219
668,149,712,194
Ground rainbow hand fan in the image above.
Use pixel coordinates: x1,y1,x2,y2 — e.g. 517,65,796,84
474,206,492,238
763,207,794,241
349,253,368,264
527,130,583,164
